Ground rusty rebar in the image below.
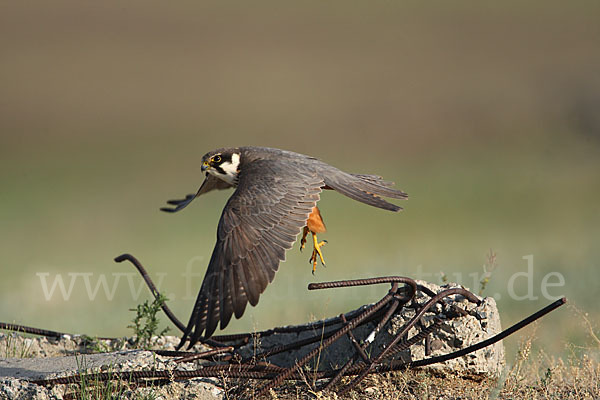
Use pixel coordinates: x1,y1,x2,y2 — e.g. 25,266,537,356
240,303,394,364
174,346,234,363
340,313,369,363
0,322,116,341
417,284,471,317
255,282,401,396
308,276,417,293
241,325,339,364
385,318,444,357
322,296,403,391
212,302,383,342
339,287,481,395
0,322,71,338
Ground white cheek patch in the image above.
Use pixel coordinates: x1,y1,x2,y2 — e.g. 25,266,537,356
211,153,240,185
222,153,240,175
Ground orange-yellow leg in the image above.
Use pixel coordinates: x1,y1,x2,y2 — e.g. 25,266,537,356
300,206,328,274
300,226,309,252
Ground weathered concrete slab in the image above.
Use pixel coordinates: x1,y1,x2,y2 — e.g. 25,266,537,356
0,350,150,380
236,280,505,377
0,377,224,400
0,347,224,400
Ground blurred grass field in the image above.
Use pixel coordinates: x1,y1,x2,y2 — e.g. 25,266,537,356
1,0,599,363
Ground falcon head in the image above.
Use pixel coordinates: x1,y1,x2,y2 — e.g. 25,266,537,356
201,148,241,186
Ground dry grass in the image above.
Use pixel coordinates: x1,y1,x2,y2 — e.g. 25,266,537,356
229,353,599,400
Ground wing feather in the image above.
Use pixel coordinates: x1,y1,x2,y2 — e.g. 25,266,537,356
160,174,233,213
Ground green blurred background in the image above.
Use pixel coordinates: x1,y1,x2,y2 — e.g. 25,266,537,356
1,1,599,362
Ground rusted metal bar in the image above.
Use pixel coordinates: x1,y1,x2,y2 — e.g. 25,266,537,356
174,346,234,363
322,296,403,391
240,303,396,364
255,282,402,396
340,313,370,363
308,276,417,294
384,318,443,357
0,322,71,338
339,287,481,395
0,322,116,341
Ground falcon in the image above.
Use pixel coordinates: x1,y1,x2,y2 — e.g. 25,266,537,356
161,146,407,348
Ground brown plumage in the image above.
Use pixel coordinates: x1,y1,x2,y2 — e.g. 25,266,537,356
161,146,407,348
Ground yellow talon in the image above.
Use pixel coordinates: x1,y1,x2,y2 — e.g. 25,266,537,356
309,232,327,274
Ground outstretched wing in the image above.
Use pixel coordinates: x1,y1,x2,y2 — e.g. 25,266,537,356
180,159,324,348
160,174,233,213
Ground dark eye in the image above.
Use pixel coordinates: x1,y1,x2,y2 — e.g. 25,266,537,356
213,155,221,163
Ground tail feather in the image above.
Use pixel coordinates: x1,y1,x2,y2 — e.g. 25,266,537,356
353,176,408,200
350,173,395,188
324,171,407,212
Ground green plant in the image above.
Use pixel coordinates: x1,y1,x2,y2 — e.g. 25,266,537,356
134,390,159,400
81,335,111,353
439,271,448,284
68,356,129,400
67,355,160,400
539,367,553,389
127,294,170,349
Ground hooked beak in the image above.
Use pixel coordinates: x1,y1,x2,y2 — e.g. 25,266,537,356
201,161,210,172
